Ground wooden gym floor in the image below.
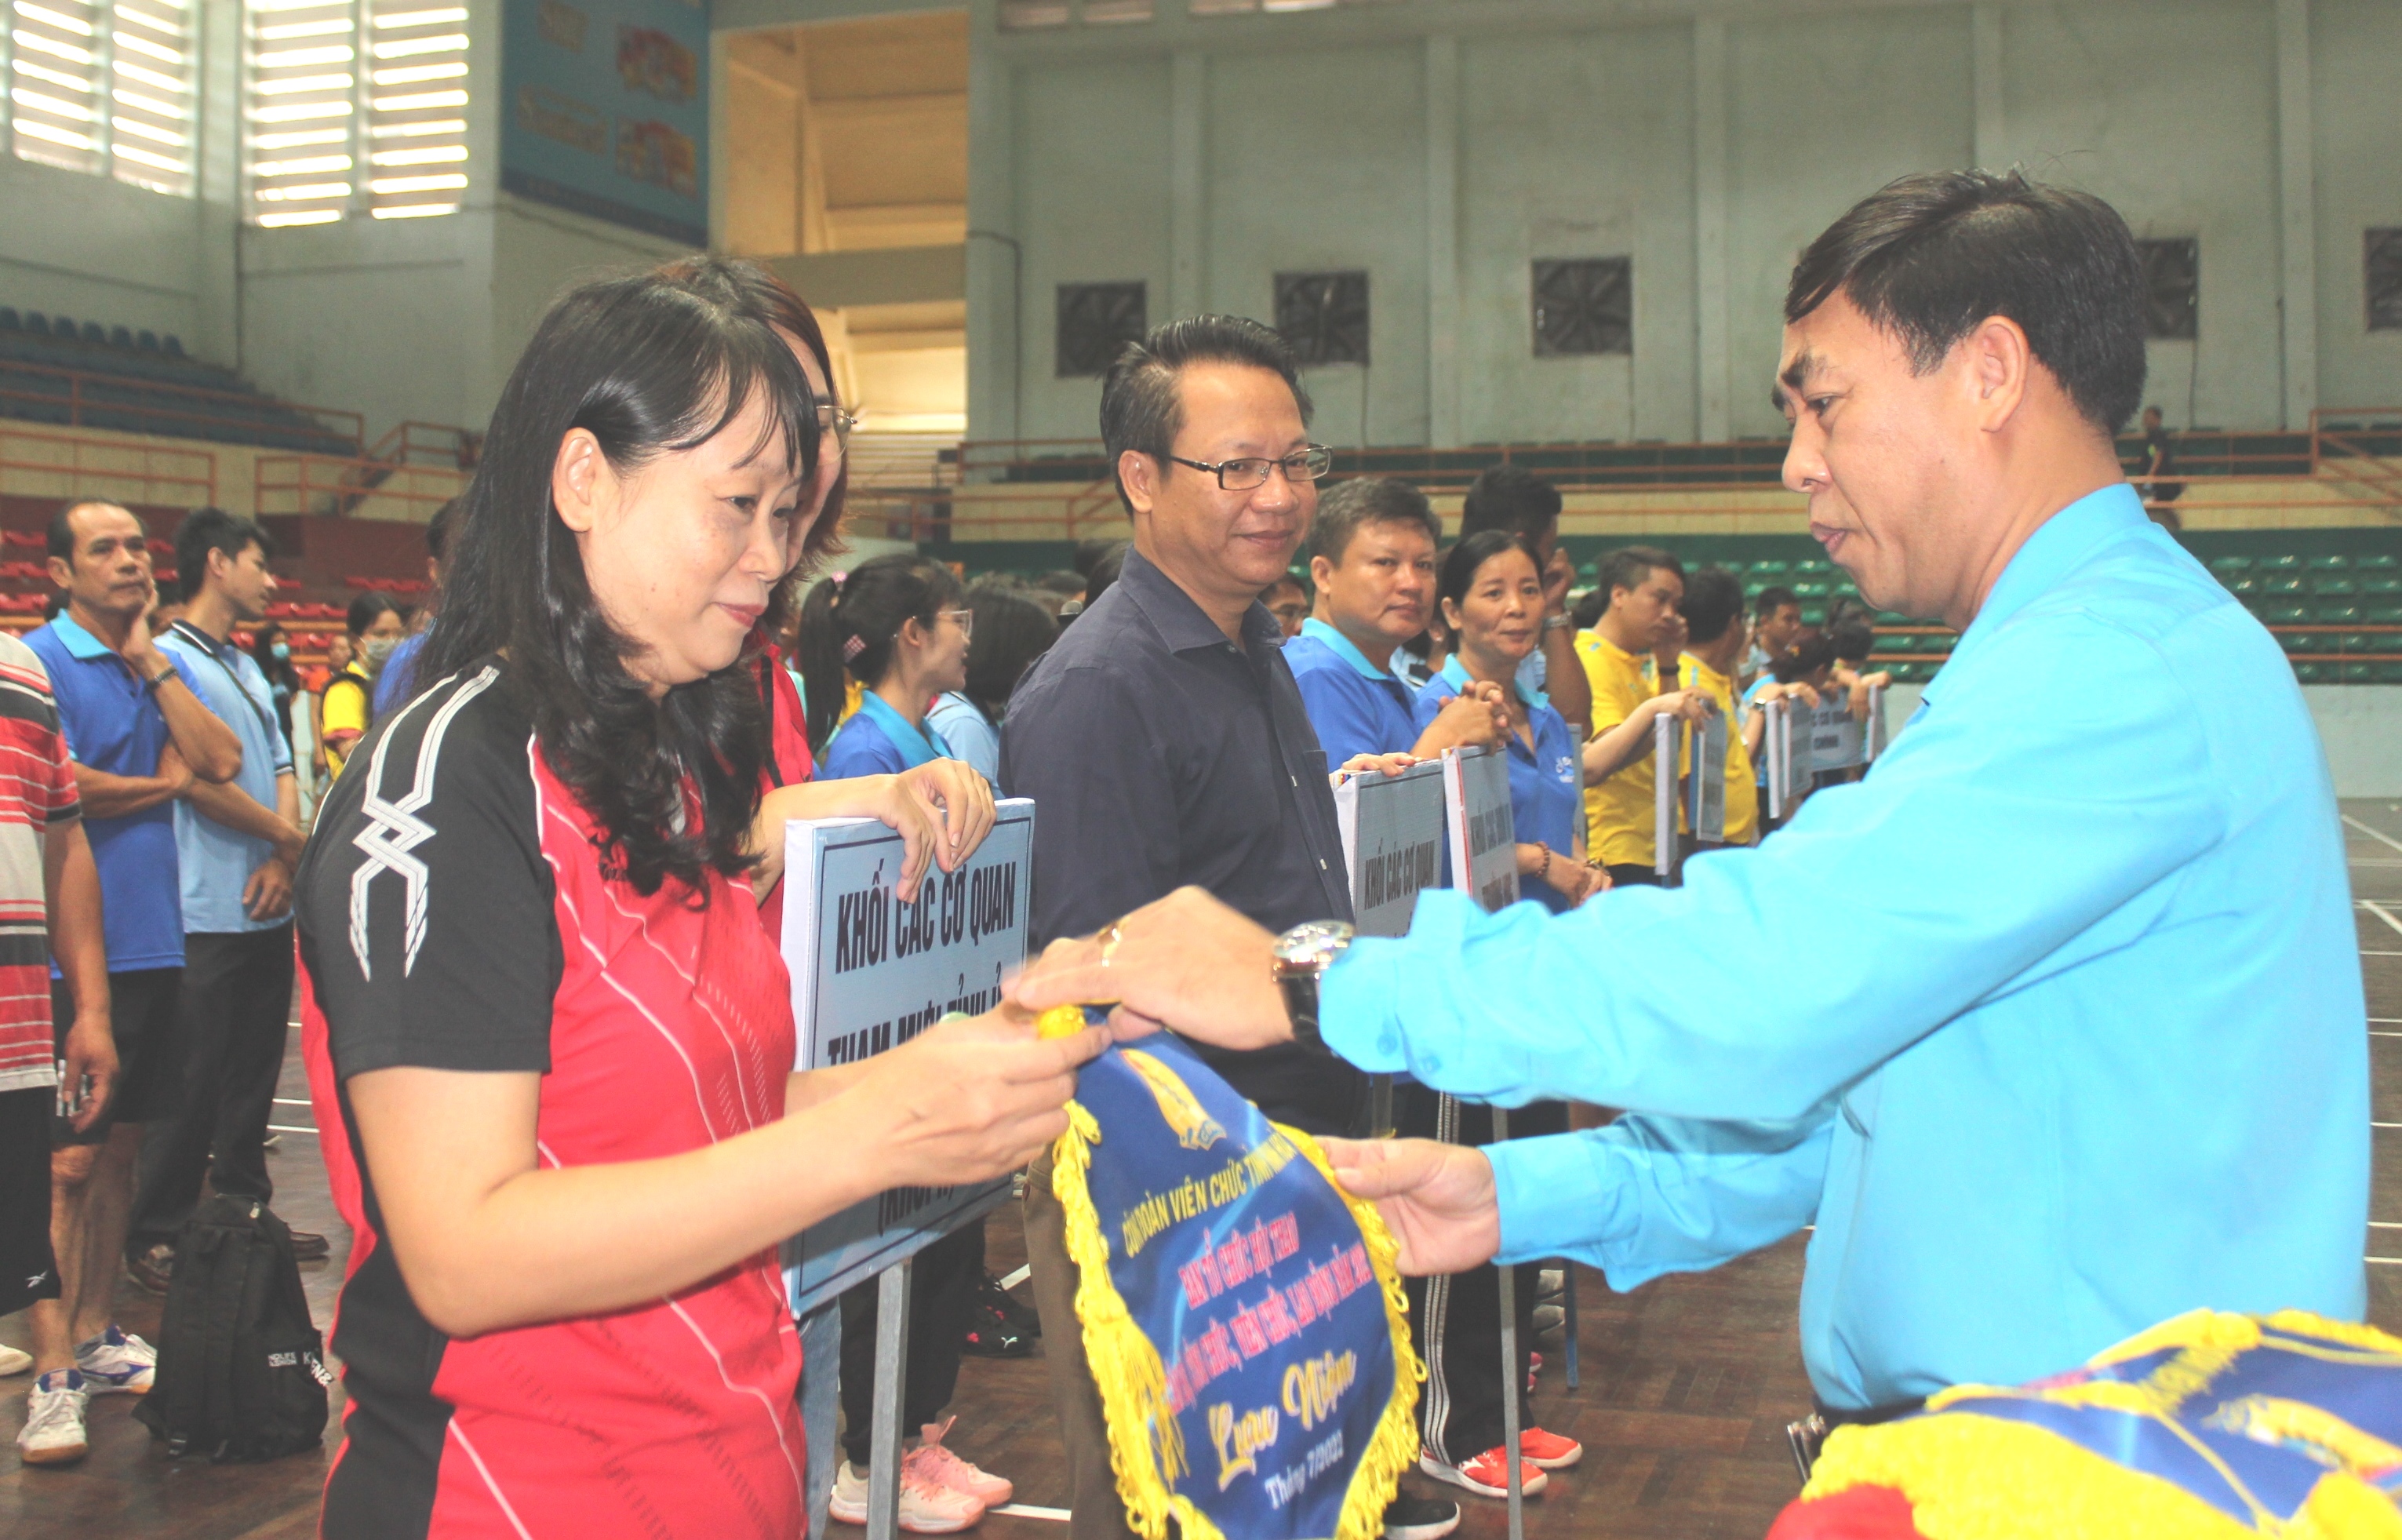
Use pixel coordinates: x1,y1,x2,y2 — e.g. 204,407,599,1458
7,797,2402,1540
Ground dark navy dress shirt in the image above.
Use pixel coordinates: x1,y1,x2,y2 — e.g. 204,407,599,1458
1000,544,1359,1133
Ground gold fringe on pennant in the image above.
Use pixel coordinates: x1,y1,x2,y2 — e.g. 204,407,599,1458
1037,1007,1425,1540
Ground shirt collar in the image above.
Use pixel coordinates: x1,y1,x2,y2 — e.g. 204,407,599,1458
169,618,235,659
1119,544,1283,656
1298,617,1404,684
1437,653,1549,712
1681,652,1731,692
851,689,950,770
1933,482,2148,701
49,610,118,661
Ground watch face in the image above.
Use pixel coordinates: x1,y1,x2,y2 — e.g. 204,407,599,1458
1273,919,1355,970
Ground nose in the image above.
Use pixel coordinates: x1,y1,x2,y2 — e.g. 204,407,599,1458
1250,466,1301,517
1783,415,1828,497
740,507,788,581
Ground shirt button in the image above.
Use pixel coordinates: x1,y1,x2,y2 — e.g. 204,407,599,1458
1319,857,1327,869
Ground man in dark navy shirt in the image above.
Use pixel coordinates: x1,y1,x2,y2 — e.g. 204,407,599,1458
1002,317,1457,1540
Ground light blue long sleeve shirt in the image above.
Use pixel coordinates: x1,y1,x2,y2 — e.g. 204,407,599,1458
1321,482,2367,1411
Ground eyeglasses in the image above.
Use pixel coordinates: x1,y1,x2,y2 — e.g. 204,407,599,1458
1166,445,1334,491
815,402,859,449
939,607,974,640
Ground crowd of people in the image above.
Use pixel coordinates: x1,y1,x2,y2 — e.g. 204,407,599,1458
0,165,2364,1540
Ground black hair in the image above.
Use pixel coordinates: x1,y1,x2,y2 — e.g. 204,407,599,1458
1437,530,1540,620
960,584,1057,723
1680,566,1745,646
1570,587,1607,630
346,591,402,638
49,498,140,562
173,506,272,598
1599,545,1683,603
1772,634,1838,684
420,256,823,897
1458,464,1561,544
149,574,182,609
1100,315,1313,514
1785,169,2147,435
1828,612,1877,664
1755,585,1800,617
795,553,964,752
249,621,300,692
1032,570,1088,597
1306,477,1441,568
1261,574,1305,600
426,497,462,563
1072,536,1125,580
1080,544,1130,613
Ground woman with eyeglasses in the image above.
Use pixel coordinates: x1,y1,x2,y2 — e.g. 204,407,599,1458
798,553,975,781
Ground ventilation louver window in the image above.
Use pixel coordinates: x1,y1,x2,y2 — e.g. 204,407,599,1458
245,0,467,228
5,0,197,195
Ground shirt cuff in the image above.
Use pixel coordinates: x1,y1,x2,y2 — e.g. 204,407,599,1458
1319,937,1408,1072
1489,1133,1632,1265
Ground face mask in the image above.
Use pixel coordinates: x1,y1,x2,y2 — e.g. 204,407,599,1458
362,635,399,667
270,642,291,661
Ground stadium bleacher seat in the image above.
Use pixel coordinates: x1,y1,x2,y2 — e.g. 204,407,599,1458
0,306,354,453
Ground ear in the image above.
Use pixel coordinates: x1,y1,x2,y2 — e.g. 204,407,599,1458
1439,595,1464,634
45,555,72,592
550,428,609,534
1960,314,2033,432
896,614,930,653
1118,450,1161,516
1308,553,1334,593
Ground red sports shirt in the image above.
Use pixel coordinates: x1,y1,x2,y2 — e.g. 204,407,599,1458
0,633,79,1092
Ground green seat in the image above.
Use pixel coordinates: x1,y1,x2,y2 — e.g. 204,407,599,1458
2342,661,2379,683
1876,610,1909,625
1800,606,1826,625
2267,603,2312,624
2356,553,2398,572
2380,661,2402,685
1792,581,1829,599
1794,559,1831,577
2208,555,2254,576
2312,575,2358,595
2266,574,2307,595
2260,552,2302,571
2277,632,2309,654
1750,560,1789,579
2364,575,2402,595
2227,575,2261,595
2306,553,2350,571
2367,602,2402,624
2316,602,2364,624
2294,661,2331,683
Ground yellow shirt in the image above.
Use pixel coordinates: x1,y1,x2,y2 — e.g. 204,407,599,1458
1680,653,1757,846
1577,628,1664,868
321,662,372,781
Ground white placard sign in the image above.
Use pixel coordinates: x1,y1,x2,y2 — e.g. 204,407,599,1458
778,799,1035,1315
1443,745,1518,914
1334,759,1447,938
1687,707,1728,844
1811,698,1863,773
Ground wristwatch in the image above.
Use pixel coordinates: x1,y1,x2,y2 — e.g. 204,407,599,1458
143,662,180,694
1541,614,1574,632
1270,920,1353,1050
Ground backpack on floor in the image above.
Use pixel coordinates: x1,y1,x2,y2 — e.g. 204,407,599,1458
133,1195,330,1462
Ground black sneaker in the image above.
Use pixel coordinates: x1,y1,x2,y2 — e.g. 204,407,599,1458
1384,1493,1461,1540
126,1243,173,1296
961,1269,1040,1356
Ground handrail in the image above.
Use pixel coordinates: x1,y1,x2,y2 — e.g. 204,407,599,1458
0,358,363,452
0,423,217,507
363,420,482,470
254,452,468,519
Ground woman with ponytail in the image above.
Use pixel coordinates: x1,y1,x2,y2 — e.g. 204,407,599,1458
798,554,971,779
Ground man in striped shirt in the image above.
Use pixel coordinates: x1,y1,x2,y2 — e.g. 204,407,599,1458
0,630,113,1465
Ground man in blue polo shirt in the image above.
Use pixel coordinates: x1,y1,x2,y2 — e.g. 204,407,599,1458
126,508,326,1291
23,498,241,1406
1284,476,1505,766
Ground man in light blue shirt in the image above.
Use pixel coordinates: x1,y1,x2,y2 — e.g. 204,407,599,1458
1014,172,2367,1431
129,509,326,1277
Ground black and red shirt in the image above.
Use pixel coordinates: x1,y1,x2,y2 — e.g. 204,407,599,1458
297,658,804,1540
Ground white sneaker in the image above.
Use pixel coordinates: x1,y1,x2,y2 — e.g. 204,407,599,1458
18,1370,89,1465
0,1344,31,1376
904,1417,1013,1507
73,1324,155,1394
828,1458,985,1533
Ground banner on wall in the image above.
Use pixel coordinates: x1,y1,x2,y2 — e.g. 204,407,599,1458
501,0,710,246
777,800,1034,1315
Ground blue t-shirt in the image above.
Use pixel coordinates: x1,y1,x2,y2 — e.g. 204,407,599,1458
158,621,295,935
1413,657,1581,913
925,693,1000,788
371,631,427,717
821,690,954,779
1283,619,1420,763
24,613,184,970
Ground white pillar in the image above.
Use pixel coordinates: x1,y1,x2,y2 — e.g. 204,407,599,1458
1425,34,1460,449
1168,50,1208,320
966,42,1020,447
1692,18,1730,442
1971,4,2004,169
2273,0,2318,430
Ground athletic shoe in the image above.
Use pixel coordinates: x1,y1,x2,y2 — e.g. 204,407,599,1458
1518,1426,1583,1469
1527,1349,1543,1393
18,1370,89,1465
1382,1491,1461,1539
905,1417,1013,1506
828,1458,985,1533
0,1345,31,1376
127,1242,173,1295
73,1324,155,1394
1418,1448,1548,1498
289,1229,332,1262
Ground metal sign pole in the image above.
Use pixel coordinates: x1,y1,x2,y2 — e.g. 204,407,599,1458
865,1258,915,1540
1652,712,1677,885
1491,1105,1526,1540
1864,683,1887,763
1764,698,1789,825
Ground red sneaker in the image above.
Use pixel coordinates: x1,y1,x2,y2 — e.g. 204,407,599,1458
1518,1426,1582,1469
1418,1447,1549,1498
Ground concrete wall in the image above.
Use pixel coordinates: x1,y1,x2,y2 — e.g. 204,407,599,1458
970,0,2402,450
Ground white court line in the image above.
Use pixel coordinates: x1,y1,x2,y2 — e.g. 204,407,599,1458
2364,952,2402,958
2372,1222,2402,1229
988,1505,1072,1522
2347,814,2402,856
999,1265,1032,1291
267,1123,318,1136
2364,901,2402,940
274,1097,311,1107
2371,1258,2402,1267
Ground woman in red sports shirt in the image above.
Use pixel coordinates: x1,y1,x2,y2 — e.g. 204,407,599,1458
295,259,1101,1540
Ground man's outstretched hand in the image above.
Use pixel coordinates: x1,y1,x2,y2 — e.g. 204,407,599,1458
1319,1136,1502,1276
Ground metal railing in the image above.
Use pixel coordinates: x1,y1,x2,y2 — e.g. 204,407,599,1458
0,423,216,508
254,453,469,519
0,358,362,452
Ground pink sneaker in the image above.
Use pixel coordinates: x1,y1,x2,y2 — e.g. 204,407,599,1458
904,1417,1014,1508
